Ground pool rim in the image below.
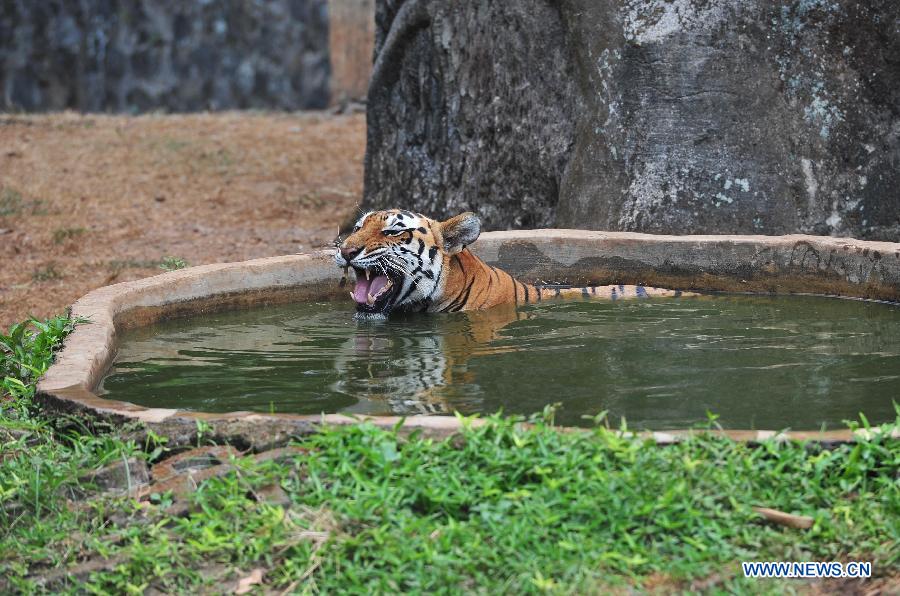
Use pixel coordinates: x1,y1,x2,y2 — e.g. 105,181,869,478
36,229,900,446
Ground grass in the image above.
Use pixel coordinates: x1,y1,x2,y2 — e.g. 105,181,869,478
106,258,164,272
0,187,48,217
1,316,898,593
52,227,87,244
159,256,189,271
145,136,236,174
0,187,27,216
298,190,328,209
105,256,189,274
31,263,63,282
0,315,80,404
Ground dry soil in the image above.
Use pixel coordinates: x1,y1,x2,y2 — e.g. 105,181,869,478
0,111,365,330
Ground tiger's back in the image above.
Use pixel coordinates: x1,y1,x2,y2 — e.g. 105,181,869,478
432,246,687,312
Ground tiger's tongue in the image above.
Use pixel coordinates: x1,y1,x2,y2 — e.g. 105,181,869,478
352,272,390,304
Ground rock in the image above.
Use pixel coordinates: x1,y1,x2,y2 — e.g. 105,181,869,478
80,457,150,495
133,446,241,515
252,445,309,466
136,445,303,514
149,445,239,484
30,555,128,592
362,0,900,241
253,483,292,508
0,425,34,444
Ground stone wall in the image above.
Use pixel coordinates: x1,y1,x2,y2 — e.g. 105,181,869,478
1,0,331,112
362,0,900,241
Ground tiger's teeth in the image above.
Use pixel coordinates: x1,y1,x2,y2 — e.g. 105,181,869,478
349,291,354,300
365,269,371,280
367,293,376,305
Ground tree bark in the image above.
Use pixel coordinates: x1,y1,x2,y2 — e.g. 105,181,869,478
363,0,579,229
363,0,900,240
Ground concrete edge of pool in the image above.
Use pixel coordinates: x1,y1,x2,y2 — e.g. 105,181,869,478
37,230,900,447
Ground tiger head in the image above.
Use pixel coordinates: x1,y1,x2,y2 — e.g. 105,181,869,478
334,209,481,319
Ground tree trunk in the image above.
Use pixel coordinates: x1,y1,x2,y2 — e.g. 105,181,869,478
362,0,900,240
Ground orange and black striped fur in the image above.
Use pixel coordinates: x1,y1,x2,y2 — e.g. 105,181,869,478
335,209,690,319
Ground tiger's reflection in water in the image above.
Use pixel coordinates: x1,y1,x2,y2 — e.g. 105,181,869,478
331,304,525,416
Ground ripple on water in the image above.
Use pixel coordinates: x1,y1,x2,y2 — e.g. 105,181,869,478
98,295,900,430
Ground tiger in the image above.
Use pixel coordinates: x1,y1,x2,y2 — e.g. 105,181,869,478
334,209,692,320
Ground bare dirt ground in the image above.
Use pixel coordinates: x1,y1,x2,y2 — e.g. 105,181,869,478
0,111,365,330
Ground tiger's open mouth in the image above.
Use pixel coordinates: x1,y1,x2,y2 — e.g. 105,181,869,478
349,266,400,315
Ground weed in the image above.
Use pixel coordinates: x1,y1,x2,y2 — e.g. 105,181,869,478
0,410,896,593
0,315,82,404
199,147,235,171
159,256,189,271
56,119,95,129
31,263,62,282
297,190,326,209
162,137,190,153
52,227,87,244
195,419,213,446
0,315,898,594
0,188,24,216
0,188,47,216
107,257,189,273
106,259,162,273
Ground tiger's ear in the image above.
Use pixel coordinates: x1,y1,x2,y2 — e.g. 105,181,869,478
439,212,481,254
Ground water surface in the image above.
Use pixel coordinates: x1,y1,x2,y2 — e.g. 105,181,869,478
99,295,900,430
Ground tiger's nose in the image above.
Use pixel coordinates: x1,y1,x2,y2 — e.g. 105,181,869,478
341,246,363,261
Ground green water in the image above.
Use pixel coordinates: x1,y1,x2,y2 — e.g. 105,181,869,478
98,295,900,430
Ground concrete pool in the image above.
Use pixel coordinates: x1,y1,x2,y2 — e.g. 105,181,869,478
36,230,900,447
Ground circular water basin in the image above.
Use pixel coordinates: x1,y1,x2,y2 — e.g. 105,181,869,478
97,296,900,430
37,230,900,446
